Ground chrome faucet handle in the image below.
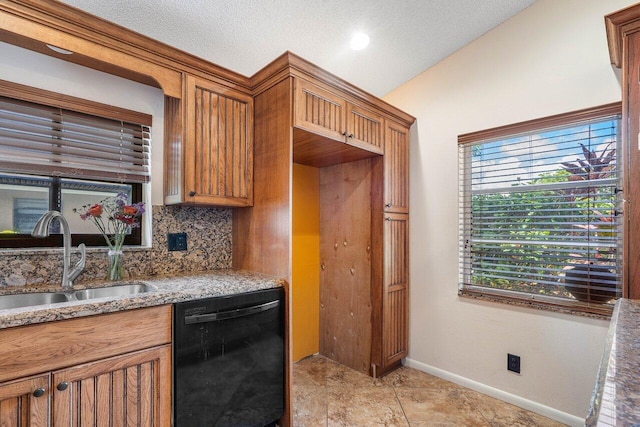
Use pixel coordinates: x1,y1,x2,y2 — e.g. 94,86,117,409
68,243,86,284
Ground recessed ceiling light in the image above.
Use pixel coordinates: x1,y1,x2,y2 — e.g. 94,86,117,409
46,44,73,55
350,33,370,51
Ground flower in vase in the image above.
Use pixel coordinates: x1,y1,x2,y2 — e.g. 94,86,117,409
74,193,145,280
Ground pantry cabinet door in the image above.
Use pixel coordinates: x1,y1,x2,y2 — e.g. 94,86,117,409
294,78,347,142
384,121,410,213
346,103,384,153
382,213,409,365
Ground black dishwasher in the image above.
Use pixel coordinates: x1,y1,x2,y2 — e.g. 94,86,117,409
173,288,285,427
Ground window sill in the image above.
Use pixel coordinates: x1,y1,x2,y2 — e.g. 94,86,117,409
0,246,151,256
459,287,614,320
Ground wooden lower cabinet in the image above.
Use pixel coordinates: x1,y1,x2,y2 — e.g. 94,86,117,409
0,374,49,427
52,345,171,427
0,306,172,426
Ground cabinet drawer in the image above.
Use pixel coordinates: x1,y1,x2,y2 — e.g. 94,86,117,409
0,305,171,383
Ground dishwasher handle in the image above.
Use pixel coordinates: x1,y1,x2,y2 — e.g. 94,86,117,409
184,300,280,324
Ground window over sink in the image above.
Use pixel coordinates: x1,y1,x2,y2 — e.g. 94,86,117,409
458,103,622,316
0,80,150,248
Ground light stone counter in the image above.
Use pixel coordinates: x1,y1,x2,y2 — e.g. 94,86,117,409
0,269,285,329
586,299,640,426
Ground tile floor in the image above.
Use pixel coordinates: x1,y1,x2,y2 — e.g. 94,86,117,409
292,355,567,426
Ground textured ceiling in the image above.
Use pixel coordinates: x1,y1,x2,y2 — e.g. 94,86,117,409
59,0,536,96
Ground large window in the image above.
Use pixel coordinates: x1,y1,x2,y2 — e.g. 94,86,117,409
458,104,622,315
0,80,151,248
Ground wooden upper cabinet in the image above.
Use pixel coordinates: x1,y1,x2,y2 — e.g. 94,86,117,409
346,103,384,152
294,78,346,142
384,121,410,213
181,75,254,206
0,374,49,427
294,78,384,155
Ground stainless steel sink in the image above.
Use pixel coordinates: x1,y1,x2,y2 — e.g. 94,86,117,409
0,292,69,310
73,283,155,300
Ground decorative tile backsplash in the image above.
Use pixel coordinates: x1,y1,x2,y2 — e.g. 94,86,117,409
0,205,232,288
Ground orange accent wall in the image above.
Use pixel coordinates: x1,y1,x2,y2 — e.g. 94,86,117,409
292,163,320,361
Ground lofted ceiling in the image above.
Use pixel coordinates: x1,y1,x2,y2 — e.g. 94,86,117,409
59,0,536,97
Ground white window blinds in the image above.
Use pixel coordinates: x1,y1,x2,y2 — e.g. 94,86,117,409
0,96,151,183
458,106,622,309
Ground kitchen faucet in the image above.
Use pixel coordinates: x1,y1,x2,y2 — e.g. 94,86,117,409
32,210,86,289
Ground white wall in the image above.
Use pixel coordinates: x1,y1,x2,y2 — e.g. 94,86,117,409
383,0,633,421
0,42,165,245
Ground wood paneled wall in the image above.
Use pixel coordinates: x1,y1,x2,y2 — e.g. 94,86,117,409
319,158,374,374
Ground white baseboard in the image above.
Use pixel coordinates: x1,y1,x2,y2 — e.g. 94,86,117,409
404,358,584,427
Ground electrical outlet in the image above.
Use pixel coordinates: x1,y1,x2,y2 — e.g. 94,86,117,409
167,232,188,251
507,353,521,374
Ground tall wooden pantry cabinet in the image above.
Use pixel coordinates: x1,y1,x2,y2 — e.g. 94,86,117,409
233,52,415,377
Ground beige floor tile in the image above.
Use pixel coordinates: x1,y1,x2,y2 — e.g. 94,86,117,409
394,387,490,426
293,383,327,427
463,389,566,427
383,366,459,390
326,357,390,388
327,386,408,427
294,355,328,387
292,355,566,427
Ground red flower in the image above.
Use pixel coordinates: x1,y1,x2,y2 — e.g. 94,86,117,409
122,205,138,215
114,213,137,225
85,204,103,217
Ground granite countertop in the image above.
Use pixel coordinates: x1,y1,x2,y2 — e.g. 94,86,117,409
586,299,640,426
0,269,285,329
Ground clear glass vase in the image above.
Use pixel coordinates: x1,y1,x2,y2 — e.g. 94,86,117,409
107,249,124,281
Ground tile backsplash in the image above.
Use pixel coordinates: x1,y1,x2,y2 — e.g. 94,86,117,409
0,205,232,288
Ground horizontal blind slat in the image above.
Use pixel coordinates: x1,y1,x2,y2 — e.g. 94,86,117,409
0,96,150,183
459,110,622,305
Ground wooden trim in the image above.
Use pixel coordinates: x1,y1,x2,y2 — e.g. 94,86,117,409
280,280,292,427
251,51,416,128
459,287,613,319
605,3,640,68
0,0,252,96
0,79,152,125
458,102,621,144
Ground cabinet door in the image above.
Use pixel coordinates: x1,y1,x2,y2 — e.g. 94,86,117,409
52,345,171,427
384,121,410,213
382,213,409,366
185,75,254,206
294,79,346,142
0,375,49,427
346,103,384,153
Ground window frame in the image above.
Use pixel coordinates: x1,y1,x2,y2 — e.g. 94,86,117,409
0,80,150,250
0,180,143,248
458,102,622,317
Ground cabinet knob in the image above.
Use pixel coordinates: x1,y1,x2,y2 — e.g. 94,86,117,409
342,131,347,137
385,217,392,221
32,387,46,398
348,133,354,138
57,382,69,391
188,191,196,197
385,203,392,208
